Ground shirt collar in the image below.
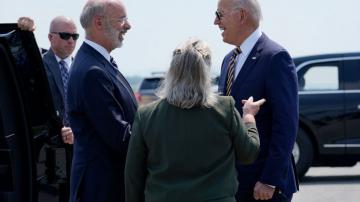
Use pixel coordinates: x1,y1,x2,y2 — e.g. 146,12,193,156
54,54,72,68
239,27,262,56
84,39,111,62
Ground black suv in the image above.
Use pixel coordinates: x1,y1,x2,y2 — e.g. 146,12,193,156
294,52,360,177
1,24,69,201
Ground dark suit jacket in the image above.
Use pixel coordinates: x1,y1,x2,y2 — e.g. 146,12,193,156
67,42,137,202
219,34,299,197
125,96,260,202
43,49,66,120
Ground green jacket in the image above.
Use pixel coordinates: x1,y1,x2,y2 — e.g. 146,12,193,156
125,96,260,202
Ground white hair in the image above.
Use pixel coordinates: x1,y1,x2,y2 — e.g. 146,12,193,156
233,0,262,24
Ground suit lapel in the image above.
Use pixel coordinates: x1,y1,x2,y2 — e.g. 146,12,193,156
232,35,265,93
46,49,65,99
82,43,138,108
107,64,138,107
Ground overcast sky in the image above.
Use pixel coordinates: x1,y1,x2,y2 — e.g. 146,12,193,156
1,0,360,76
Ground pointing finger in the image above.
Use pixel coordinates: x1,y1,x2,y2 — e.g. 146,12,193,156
254,98,266,105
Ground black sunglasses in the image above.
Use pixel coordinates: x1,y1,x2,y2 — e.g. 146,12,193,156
52,32,79,40
215,10,223,20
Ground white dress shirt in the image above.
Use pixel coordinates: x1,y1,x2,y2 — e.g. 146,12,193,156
84,39,112,64
234,27,262,78
55,55,72,71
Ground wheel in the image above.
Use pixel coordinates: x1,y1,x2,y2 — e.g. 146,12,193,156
292,128,313,178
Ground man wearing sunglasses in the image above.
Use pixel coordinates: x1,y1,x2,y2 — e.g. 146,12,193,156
18,15,78,201
43,17,78,202
214,0,299,201
44,16,78,145
18,16,77,145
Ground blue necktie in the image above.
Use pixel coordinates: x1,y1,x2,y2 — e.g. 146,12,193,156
59,60,70,126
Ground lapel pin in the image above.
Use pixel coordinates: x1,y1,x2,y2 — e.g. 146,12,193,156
252,57,257,60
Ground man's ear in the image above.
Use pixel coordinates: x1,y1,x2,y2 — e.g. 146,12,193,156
48,33,52,41
237,8,247,23
93,15,104,30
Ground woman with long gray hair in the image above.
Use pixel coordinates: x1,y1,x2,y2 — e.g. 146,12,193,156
125,38,265,202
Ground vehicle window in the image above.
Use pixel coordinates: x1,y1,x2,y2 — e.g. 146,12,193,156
300,65,339,91
139,78,162,90
343,59,360,90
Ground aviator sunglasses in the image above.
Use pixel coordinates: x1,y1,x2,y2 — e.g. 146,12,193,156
52,32,79,40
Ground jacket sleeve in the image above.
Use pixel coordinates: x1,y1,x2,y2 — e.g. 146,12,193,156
82,67,131,153
260,50,299,187
230,98,260,164
125,111,146,202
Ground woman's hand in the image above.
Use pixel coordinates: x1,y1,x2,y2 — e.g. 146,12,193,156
242,96,266,116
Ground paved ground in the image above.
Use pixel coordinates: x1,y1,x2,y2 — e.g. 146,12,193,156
293,163,360,202
37,163,360,202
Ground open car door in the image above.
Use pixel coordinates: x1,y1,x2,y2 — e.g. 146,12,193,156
0,24,65,202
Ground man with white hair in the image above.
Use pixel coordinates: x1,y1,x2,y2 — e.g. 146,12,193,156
214,0,299,201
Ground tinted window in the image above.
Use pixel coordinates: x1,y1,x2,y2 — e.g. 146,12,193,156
299,64,339,91
343,59,360,90
139,78,162,90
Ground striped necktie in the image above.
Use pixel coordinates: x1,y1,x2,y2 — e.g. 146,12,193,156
59,60,70,126
226,47,241,96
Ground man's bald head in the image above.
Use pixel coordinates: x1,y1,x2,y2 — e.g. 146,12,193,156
48,16,78,59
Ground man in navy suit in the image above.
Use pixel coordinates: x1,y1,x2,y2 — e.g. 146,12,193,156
67,0,136,201
43,16,78,145
214,0,299,201
18,16,78,201
18,16,76,143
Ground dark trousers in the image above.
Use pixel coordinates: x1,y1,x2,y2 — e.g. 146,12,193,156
236,190,292,202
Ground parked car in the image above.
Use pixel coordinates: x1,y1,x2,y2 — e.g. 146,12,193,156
135,73,219,105
1,24,68,202
294,52,360,178
134,72,164,105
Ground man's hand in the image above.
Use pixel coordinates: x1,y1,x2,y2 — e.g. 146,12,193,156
61,127,74,144
253,181,276,200
17,17,36,31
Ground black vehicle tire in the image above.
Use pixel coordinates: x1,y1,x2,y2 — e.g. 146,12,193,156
293,128,313,179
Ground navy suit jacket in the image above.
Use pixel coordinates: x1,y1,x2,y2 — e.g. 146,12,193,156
219,34,299,197
67,42,137,202
43,49,66,121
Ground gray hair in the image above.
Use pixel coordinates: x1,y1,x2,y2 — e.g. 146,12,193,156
233,0,262,24
157,38,217,109
80,0,107,29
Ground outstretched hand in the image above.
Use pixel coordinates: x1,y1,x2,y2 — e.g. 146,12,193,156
17,17,36,32
242,96,266,116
